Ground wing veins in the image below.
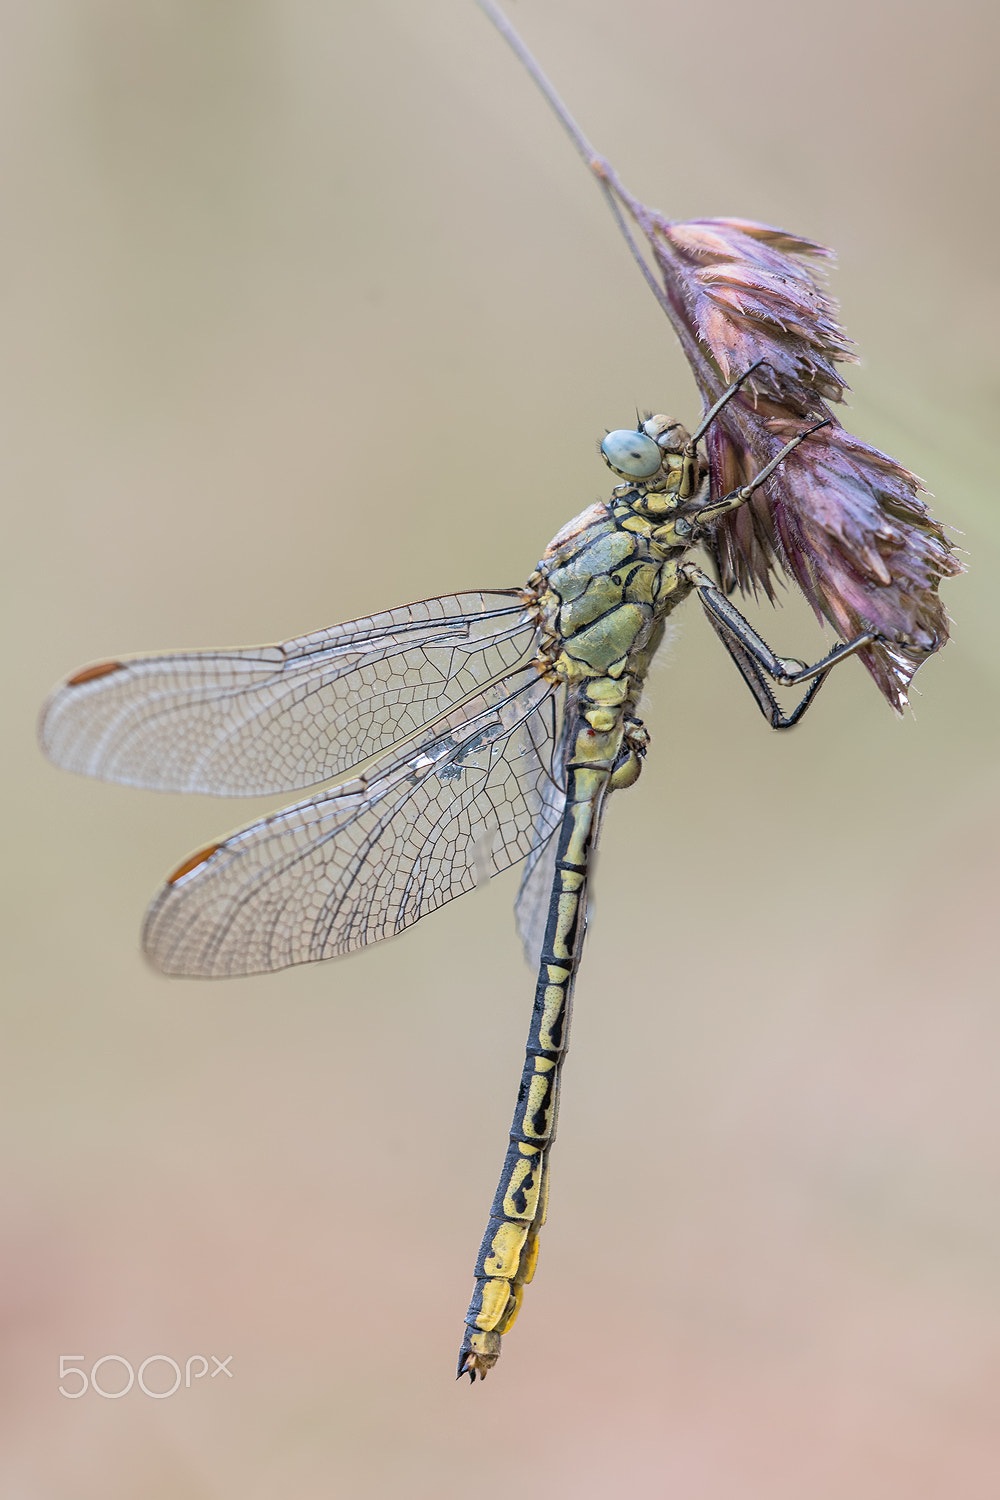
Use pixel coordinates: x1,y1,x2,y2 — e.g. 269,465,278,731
144,668,561,975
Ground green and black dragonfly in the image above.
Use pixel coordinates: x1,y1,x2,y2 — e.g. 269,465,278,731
40,365,879,1379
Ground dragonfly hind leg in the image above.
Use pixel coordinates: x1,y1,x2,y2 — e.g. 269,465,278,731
682,564,878,729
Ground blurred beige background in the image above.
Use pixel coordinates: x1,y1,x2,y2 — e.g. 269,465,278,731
3,1,999,1495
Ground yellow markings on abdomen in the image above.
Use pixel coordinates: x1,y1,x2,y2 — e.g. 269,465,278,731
502,1144,545,1219
482,1220,530,1278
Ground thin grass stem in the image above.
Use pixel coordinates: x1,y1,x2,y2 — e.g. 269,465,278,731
471,0,677,325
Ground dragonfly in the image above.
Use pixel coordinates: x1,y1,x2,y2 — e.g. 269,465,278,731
40,363,881,1380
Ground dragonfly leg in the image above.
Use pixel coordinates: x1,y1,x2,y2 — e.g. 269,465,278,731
682,564,878,729
690,419,831,526
668,362,770,501
686,358,768,450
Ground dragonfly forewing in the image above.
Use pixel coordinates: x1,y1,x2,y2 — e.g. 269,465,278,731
40,591,535,796
142,667,561,978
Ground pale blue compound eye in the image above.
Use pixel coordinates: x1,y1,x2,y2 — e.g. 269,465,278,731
600,429,663,479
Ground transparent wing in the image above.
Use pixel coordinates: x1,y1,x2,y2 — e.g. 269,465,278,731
143,668,563,978
40,591,535,796
513,705,573,968
513,827,560,971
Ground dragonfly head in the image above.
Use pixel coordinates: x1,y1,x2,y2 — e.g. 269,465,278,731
642,415,692,454
601,417,693,481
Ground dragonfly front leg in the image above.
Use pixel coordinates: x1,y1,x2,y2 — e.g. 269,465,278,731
685,358,767,452
689,418,831,526
671,361,769,500
682,564,878,729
